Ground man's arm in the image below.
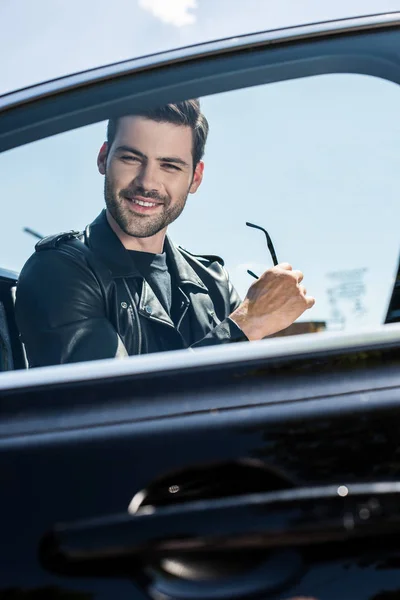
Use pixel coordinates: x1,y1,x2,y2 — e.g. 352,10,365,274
191,262,315,349
15,249,128,367
190,268,248,348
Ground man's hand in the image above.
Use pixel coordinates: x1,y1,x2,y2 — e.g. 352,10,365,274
229,263,315,341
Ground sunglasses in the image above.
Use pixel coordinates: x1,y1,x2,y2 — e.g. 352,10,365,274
246,221,278,280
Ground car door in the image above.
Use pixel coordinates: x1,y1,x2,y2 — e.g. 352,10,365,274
3,12,400,600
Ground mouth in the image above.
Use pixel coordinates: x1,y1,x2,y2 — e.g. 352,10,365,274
124,195,164,212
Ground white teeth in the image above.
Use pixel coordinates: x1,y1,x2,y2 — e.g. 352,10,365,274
133,199,157,207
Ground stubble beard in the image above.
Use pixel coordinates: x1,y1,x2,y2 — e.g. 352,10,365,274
104,175,189,239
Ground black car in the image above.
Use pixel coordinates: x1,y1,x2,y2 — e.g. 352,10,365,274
3,10,400,600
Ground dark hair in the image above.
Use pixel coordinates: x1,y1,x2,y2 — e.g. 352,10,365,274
106,99,209,168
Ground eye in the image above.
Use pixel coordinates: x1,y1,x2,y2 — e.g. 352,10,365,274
121,155,140,162
162,163,181,171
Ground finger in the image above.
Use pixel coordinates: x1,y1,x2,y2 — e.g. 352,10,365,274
304,295,316,309
292,269,304,283
278,262,292,271
299,285,307,296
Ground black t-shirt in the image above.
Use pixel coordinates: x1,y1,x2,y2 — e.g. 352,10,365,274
128,250,172,316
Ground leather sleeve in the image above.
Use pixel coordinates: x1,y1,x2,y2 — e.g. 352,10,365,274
190,267,248,348
15,248,128,367
190,317,248,348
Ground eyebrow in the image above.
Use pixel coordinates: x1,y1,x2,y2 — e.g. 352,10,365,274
115,145,190,168
159,155,190,168
115,145,145,158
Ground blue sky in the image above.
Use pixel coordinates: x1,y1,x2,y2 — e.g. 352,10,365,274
1,0,400,334
1,0,399,94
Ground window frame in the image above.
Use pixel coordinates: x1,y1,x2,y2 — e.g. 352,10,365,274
1,13,400,391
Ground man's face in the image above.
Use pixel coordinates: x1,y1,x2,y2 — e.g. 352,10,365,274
97,116,203,239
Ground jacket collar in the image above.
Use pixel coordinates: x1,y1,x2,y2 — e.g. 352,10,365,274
163,236,207,291
86,210,207,291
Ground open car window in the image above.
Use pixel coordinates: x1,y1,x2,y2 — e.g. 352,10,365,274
2,21,400,375
3,74,400,324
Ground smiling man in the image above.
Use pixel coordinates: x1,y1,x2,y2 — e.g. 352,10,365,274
102,112,202,250
15,100,315,367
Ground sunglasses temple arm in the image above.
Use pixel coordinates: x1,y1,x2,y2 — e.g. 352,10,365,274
247,269,259,280
245,221,279,267
264,231,279,266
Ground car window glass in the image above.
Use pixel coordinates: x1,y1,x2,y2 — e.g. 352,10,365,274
1,72,400,373
176,73,400,332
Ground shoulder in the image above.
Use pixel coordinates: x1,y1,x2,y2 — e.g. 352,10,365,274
31,230,89,266
19,230,93,284
177,246,225,268
35,230,84,252
31,229,99,268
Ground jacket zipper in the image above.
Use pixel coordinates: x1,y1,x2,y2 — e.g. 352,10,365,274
176,301,189,332
122,278,142,355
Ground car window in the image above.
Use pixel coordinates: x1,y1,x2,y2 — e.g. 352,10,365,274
1,71,400,371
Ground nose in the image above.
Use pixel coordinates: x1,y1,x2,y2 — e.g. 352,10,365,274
135,162,160,193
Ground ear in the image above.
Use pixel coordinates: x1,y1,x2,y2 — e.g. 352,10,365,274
189,160,204,194
97,142,108,175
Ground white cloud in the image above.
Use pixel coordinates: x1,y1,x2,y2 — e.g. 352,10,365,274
139,0,197,27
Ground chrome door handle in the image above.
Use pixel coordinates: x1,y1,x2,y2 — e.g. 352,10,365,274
42,481,400,565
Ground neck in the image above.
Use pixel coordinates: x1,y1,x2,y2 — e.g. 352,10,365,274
106,210,166,254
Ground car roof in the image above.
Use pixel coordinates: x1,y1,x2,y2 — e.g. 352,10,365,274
1,1,399,96
1,11,399,112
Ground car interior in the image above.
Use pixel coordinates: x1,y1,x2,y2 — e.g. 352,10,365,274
0,273,26,371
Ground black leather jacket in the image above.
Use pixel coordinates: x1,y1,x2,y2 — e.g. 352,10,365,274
15,211,247,367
